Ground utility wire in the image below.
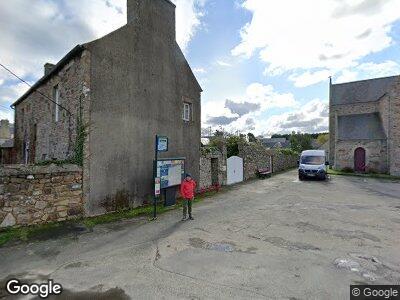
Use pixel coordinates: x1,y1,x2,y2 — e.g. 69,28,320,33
0,62,72,115
0,104,13,111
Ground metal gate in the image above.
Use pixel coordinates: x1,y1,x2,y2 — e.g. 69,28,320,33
227,156,243,185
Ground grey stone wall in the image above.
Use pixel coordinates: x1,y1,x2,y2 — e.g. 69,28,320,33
389,77,400,176
335,140,388,173
0,164,83,228
199,147,227,189
239,143,272,180
329,100,379,168
13,51,91,164
272,152,299,173
239,143,297,180
84,0,202,215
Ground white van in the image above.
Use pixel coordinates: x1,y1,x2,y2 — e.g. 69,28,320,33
298,150,329,180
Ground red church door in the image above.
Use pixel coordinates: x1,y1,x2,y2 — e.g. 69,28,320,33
354,147,366,172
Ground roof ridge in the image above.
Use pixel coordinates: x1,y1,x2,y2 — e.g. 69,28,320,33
332,74,399,86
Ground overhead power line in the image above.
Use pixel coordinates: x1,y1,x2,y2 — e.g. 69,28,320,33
0,62,72,115
0,104,13,111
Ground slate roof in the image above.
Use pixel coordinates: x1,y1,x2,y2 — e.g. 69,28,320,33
337,113,386,140
261,138,291,149
331,75,398,105
12,45,85,107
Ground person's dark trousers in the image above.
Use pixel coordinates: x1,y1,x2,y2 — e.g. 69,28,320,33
182,198,192,219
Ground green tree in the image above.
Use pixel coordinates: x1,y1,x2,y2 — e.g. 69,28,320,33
226,135,246,158
247,132,257,143
289,132,312,153
316,133,329,146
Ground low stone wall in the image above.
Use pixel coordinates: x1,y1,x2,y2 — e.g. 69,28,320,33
0,164,83,228
272,152,298,173
239,143,298,179
199,147,227,189
239,143,273,180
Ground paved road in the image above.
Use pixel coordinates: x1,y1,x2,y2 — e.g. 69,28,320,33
1,170,400,299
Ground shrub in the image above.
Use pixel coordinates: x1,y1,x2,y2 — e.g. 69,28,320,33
276,148,298,156
341,167,354,173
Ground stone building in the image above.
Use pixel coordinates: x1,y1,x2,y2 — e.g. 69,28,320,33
329,76,400,175
11,0,202,214
260,137,291,149
199,146,227,189
0,119,13,145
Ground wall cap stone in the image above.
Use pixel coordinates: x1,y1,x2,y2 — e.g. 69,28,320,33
0,164,82,176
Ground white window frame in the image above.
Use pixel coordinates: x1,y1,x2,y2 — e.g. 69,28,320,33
53,85,60,122
183,102,191,122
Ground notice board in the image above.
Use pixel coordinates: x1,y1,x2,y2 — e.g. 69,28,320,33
156,159,185,189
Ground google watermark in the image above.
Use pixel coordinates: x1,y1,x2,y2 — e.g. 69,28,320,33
5,278,63,299
351,285,400,299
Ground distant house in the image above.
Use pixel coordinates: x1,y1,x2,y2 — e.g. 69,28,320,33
0,120,15,164
261,138,291,149
0,119,13,145
329,76,400,175
11,0,202,214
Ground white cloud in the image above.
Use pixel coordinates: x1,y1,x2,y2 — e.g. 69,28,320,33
0,82,29,121
336,60,400,83
216,60,232,67
245,83,298,111
233,0,400,86
173,0,206,52
0,109,13,122
289,70,331,88
0,0,205,121
203,82,298,132
258,99,329,136
0,0,204,78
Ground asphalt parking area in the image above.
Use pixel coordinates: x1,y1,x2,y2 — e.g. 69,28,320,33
1,170,400,299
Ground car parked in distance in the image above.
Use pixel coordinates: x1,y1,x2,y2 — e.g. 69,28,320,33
298,150,329,180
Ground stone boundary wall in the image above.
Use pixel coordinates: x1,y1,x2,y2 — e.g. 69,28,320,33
0,164,83,228
199,147,227,189
272,152,299,173
239,143,273,180
239,143,298,180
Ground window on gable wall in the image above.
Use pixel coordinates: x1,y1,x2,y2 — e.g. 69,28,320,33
183,102,192,122
53,85,60,122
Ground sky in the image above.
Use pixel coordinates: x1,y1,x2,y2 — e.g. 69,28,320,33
1,0,400,137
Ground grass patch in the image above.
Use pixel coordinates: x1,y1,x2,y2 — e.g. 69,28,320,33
328,168,400,181
0,222,64,247
0,189,222,247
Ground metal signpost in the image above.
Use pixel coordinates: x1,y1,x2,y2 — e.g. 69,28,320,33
153,135,185,220
153,135,168,220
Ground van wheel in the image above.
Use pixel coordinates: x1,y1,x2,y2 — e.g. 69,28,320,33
299,174,304,181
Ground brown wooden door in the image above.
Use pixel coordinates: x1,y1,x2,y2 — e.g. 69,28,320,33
354,147,366,172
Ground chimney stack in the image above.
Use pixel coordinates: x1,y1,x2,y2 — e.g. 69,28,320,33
127,0,176,40
44,63,55,76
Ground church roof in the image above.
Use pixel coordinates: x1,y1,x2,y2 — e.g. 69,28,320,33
331,75,398,105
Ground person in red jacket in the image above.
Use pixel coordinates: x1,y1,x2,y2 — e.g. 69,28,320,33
180,173,196,221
